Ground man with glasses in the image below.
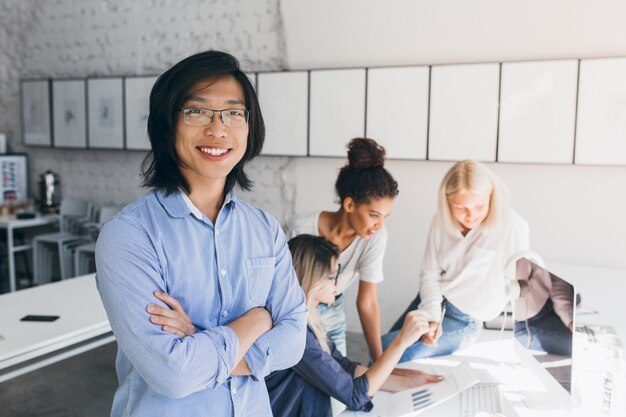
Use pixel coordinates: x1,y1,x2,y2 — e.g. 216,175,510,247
96,50,307,417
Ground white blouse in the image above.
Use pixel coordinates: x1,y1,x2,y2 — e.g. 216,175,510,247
419,208,530,322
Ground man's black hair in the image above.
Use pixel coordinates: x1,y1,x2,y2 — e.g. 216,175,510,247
141,50,265,195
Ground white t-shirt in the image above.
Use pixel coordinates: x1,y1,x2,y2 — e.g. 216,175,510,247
287,212,387,294
419,207,530,322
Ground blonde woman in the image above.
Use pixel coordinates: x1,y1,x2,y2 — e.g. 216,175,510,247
382,160,530,361
264,234,442,417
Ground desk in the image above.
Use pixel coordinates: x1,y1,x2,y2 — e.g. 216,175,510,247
0,273,113,383
340,262,626,417
0,214,59,292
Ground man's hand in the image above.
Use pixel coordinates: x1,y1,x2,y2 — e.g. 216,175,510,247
147,291,195,337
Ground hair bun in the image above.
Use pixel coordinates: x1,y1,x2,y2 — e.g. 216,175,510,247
346,138,386,169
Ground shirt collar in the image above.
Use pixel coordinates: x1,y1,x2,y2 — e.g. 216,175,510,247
180,191,203,220
156,188,237,220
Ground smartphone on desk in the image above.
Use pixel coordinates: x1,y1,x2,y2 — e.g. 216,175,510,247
20,315,60,322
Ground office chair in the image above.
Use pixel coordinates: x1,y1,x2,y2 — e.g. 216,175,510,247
73,205,120,276
32,198,93,284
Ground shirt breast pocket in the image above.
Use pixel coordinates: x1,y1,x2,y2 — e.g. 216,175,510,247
245,257,276,305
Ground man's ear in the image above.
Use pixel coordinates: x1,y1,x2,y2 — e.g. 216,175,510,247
343,196,355,213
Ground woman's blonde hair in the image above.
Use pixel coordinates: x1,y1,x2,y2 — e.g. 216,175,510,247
288,234,340,354
437,160,510,234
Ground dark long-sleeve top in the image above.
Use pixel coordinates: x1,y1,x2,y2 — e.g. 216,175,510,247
265,326,374,417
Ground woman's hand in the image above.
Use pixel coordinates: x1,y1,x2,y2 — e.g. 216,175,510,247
421,321,443,346
395,310,431,348
147,291,195,337
383,368,444,392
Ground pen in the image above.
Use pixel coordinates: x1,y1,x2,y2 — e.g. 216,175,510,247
431,305,447,345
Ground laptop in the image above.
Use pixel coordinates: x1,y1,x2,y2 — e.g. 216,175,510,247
511,257,576,411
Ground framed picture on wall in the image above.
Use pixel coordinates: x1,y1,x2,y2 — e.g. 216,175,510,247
20,79,52,147
0,154,29,205
87,77,124,149
124,75,158,151
52,79,87,148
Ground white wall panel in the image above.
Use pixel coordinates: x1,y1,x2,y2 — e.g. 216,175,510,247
309,69,365,157
428,63,500,162
498,60,578,164
576,57,626,165
258,71,308,156
366,66,429,160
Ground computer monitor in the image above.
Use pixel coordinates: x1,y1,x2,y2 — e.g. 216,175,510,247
513,257,576,396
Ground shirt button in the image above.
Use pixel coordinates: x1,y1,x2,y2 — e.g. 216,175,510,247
223,310,228,317
220,269,226,276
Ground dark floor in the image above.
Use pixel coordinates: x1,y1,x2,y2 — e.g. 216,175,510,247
0,343,118,417
0,332,370,416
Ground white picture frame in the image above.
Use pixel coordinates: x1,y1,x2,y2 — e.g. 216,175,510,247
124,76,157,151
87,78,124,149
52,79,87,148
21,79,52,147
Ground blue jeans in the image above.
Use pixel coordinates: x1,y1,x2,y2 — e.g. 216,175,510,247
381,295,482,362
515,298,572,356
318,294,347,355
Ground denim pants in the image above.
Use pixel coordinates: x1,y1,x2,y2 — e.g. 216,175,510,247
318,294,347,355
515,298,572,356
381,295,482,362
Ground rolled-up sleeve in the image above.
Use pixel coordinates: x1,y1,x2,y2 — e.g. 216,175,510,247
96,218,239,399
244,219,307,379
293,331,373,412
419,216,445,321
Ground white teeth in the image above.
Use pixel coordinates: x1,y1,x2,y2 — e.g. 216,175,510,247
199,147,228,156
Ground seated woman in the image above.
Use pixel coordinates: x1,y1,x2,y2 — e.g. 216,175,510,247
383,160,530,362
513,257,574,356
265,234,442,417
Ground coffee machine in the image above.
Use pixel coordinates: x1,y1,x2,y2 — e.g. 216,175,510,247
39,170,60,214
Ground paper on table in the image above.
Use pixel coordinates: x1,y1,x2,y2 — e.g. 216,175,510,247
388,360,480,417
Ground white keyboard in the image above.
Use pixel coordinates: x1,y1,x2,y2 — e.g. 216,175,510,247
460,383,503,417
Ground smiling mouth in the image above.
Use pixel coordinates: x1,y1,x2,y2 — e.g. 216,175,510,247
197,146,230,157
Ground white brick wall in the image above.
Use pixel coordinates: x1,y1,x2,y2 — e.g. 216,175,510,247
0,0,295,222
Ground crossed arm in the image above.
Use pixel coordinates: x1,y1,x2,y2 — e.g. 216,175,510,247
148,291,271,375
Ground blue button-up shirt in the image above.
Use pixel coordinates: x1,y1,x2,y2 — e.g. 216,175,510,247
95,190,307,417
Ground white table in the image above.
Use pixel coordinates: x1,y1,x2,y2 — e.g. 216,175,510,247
0,273,113,382
340,262,626,417
0,213,60,292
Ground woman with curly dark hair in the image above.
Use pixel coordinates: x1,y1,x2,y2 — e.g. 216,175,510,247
288,137,399,361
